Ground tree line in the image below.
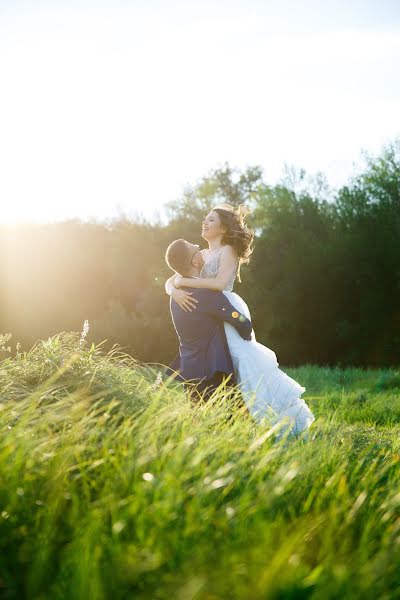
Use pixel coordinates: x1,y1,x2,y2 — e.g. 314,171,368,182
1,138,399,367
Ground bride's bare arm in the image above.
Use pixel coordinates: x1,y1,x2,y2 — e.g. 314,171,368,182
165,273,199,312
165,274,176,295
175,246,238,291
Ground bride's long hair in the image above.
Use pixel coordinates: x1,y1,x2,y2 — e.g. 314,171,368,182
212,204,254,281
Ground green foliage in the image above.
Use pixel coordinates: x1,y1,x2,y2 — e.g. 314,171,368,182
166,163,264,225
1,137,400,366
0,334,399,599
245,138,400,366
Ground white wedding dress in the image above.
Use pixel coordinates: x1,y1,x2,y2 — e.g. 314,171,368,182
200,248,315,436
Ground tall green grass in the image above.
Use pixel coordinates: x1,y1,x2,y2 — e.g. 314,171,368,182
0,332,399,599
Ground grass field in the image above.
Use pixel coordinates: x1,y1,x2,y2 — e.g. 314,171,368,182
0,332,399,599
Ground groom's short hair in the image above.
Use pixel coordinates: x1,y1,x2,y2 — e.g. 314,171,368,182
165,239,191,275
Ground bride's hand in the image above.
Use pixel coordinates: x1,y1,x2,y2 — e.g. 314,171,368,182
171,287,199,312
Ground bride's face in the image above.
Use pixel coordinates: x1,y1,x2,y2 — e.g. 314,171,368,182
201,210,225,241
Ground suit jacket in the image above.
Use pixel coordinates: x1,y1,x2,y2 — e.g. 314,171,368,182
166,287,252,384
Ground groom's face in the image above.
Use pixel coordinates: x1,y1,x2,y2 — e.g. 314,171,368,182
186,242,204,270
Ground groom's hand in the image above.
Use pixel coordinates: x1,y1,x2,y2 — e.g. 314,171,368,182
242,326,252,341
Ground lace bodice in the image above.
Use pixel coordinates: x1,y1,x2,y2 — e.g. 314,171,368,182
200,247,238,292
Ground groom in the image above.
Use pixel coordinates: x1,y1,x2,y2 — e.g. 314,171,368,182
165,239,252,402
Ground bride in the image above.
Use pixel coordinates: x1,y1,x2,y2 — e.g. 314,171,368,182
165,204,315,436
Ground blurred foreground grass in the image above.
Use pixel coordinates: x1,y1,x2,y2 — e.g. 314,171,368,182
0,332,399,599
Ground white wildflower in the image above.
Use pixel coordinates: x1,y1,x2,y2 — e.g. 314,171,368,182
149,371,163,392
79,320,90,348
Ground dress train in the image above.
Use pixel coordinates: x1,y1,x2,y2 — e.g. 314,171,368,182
222,291,315,436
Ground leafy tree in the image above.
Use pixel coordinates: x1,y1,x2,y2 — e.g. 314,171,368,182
2,139,400,367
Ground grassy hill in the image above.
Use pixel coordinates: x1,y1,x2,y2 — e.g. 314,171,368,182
0,332,399,599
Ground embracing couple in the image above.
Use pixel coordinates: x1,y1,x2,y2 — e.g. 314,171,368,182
164,204,315,437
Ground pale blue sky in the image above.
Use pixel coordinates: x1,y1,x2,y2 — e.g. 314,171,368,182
0,0,399,224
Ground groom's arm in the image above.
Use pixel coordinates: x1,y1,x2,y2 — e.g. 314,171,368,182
200,290,253,341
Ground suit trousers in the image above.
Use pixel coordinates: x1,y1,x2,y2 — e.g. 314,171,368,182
185,372,250,420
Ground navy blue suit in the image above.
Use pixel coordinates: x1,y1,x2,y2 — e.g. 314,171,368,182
167,287,252,397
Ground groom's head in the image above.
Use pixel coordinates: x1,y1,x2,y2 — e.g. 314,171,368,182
165,239,205,276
